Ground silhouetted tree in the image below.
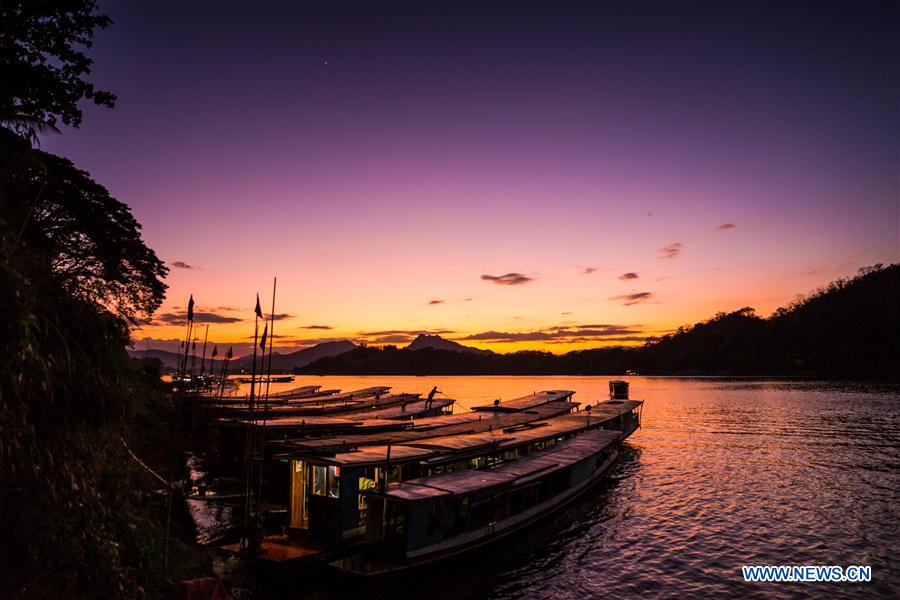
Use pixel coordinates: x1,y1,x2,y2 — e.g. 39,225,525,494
0,0,115,142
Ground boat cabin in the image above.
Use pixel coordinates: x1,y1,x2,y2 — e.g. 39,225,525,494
283,397,642,547
339,429,622,574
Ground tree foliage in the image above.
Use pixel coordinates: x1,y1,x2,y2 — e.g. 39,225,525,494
0,0,115,141
0,2,194,597
2,133,168,321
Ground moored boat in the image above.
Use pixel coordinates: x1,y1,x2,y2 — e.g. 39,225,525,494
333,429,622,575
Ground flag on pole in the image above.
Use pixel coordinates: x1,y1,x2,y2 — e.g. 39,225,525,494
187,295,195,322
254,294,263,319
226,346,233,359
192,340,196,350
260,323,268,350
211,345,218,358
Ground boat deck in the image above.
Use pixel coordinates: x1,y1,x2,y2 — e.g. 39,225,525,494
279,400,580,454
381,429,622,501
221,535,327,563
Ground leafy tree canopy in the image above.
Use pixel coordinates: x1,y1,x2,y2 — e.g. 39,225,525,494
2,137,168,321
0,0,115,141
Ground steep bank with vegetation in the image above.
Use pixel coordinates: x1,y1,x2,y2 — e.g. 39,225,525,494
1,3,206,597
302,264,899,378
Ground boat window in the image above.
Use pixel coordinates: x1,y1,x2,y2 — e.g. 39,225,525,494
358,475,375,525
327,466,340,498
312,465,327,496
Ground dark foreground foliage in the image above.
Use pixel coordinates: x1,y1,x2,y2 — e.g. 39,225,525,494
303,264,899,378
1,3,206,596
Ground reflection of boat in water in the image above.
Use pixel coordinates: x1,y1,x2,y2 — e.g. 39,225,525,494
333,429,622,575
235,374,295,384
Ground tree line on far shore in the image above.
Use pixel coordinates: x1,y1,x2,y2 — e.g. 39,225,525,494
300,263,899,379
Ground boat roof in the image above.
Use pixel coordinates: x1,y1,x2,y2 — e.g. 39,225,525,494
303,402,635,468
380,430,621,502
281,400,580,454
469,390,575,412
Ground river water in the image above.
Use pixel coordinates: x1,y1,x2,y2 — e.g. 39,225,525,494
196,376,900,598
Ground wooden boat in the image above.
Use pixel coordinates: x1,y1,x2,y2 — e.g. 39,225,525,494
269,395,640,555
333,429,622,575
235,374,296,383
222,387,642,566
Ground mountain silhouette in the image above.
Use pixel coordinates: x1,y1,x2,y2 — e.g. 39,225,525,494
405,333,493,355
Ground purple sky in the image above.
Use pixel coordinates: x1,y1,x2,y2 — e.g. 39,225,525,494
42,0,899,353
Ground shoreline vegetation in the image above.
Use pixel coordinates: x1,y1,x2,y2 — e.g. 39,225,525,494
299,264,899,379
2,3,208,597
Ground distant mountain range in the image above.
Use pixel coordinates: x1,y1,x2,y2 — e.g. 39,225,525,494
129,339,358,372
128,335,491,372
297,264,899,378
405,333,493,355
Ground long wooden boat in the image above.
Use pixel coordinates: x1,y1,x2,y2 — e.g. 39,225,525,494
332,429,622,575
235,374,296,384
222,387,642,567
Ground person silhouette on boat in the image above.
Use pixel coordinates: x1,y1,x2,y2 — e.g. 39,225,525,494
426,386,441,409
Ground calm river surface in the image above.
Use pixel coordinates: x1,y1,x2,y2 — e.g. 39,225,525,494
203,376,900,598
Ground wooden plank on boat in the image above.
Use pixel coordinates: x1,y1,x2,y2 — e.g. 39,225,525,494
281,400,580,453
469,390,575,412
383,430,621,501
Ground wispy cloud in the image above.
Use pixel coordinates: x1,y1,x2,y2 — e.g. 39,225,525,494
481,272,534,286
428,299,445,305
170,261,195,269
610,292,654,306
716,223,737,230
155,311,243,324
360,329,454,337
265,313,295,321
370,335,415,344
459,323,644,343
658,243,683,259
618,272,639,280
299,324,333,330
582,267,597,275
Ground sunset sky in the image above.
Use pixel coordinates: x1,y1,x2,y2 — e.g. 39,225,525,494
42,1,898,355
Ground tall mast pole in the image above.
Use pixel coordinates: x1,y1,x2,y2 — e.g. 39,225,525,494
242,296,261,552
199,324,210,377
257,277,277,523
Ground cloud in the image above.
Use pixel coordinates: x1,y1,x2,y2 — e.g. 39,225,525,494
242,333,295,340
299,325,333,330
618,272,639,280
459,324,642,343
370,335,416,344
428,299,445,305
610,292,654,306
170,261,195,269
561,311,572,315
582,267,597,275
716,223,736,230
658,243,683,259
359,329,455,337
481,272,533,286
265,313,294,321
155,311,243,324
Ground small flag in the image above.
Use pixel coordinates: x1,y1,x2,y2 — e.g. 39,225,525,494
187,295,194,322
192,340,196,350
180,340,184,348
226,346,233,359
260,323,268,350
254,294,263,319
211,345,218,358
